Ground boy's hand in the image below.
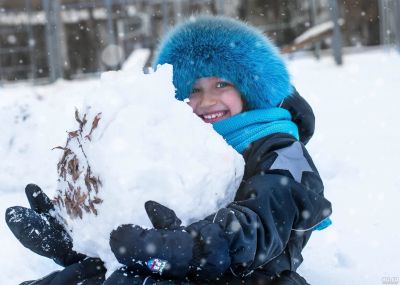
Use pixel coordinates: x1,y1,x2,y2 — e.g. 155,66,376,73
5,184,86,267
20,257,106,285
109,201,231,281
144,200,183,230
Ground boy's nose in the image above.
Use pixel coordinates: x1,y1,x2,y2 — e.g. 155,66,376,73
199,91,218,107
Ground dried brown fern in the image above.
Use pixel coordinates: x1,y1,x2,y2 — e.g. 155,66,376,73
53,109,103,219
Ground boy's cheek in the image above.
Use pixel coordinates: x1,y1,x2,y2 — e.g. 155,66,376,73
186,101,198,113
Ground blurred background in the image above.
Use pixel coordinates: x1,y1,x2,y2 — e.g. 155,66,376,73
1,2,400,284
0,0,399,84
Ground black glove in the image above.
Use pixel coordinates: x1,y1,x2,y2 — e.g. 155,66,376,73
144,200,183,230
103,264,186,285
5,184,86,267
20,257,106,285
109,201,231,281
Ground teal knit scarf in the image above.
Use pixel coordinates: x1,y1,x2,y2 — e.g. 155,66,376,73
212,108,333,232
212,108,299,153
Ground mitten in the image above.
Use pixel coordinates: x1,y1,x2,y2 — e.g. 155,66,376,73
20,257,106,285
5,184,86,266
109,202,230,281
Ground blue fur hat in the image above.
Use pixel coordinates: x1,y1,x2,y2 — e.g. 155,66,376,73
153,15,292,110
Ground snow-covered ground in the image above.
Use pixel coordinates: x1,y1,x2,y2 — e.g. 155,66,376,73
1,49,399,284
289,49,400,285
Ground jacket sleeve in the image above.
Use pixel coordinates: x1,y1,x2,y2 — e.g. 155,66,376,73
203,134,332,276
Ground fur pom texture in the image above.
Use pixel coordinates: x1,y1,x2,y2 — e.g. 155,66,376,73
153,15,292,109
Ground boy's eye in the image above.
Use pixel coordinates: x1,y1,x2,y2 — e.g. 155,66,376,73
191,87,201,94
216,82,229,88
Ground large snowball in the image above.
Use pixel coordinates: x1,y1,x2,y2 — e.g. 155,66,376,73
53,64,245,274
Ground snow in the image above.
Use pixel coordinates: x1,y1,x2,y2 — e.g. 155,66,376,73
51,65,243,274
294,19,345,45
288,49,400,284
121,48,150,72
1,48,400,284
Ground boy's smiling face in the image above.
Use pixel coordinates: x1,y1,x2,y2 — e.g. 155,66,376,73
187,77,243,123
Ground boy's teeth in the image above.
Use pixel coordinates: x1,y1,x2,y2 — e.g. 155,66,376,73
204,112,224,119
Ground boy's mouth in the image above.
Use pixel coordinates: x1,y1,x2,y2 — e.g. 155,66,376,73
200,110,228,123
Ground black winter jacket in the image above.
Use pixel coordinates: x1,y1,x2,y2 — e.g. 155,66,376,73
199,90,332,278
204,133,331,278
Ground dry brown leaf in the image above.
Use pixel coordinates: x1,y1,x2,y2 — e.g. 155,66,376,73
85,113,102,141
68,131,80,138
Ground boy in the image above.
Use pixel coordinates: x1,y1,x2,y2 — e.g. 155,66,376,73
6,16,332,285
106,16,332,284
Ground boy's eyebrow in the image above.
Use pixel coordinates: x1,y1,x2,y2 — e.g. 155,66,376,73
218,79,233,84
